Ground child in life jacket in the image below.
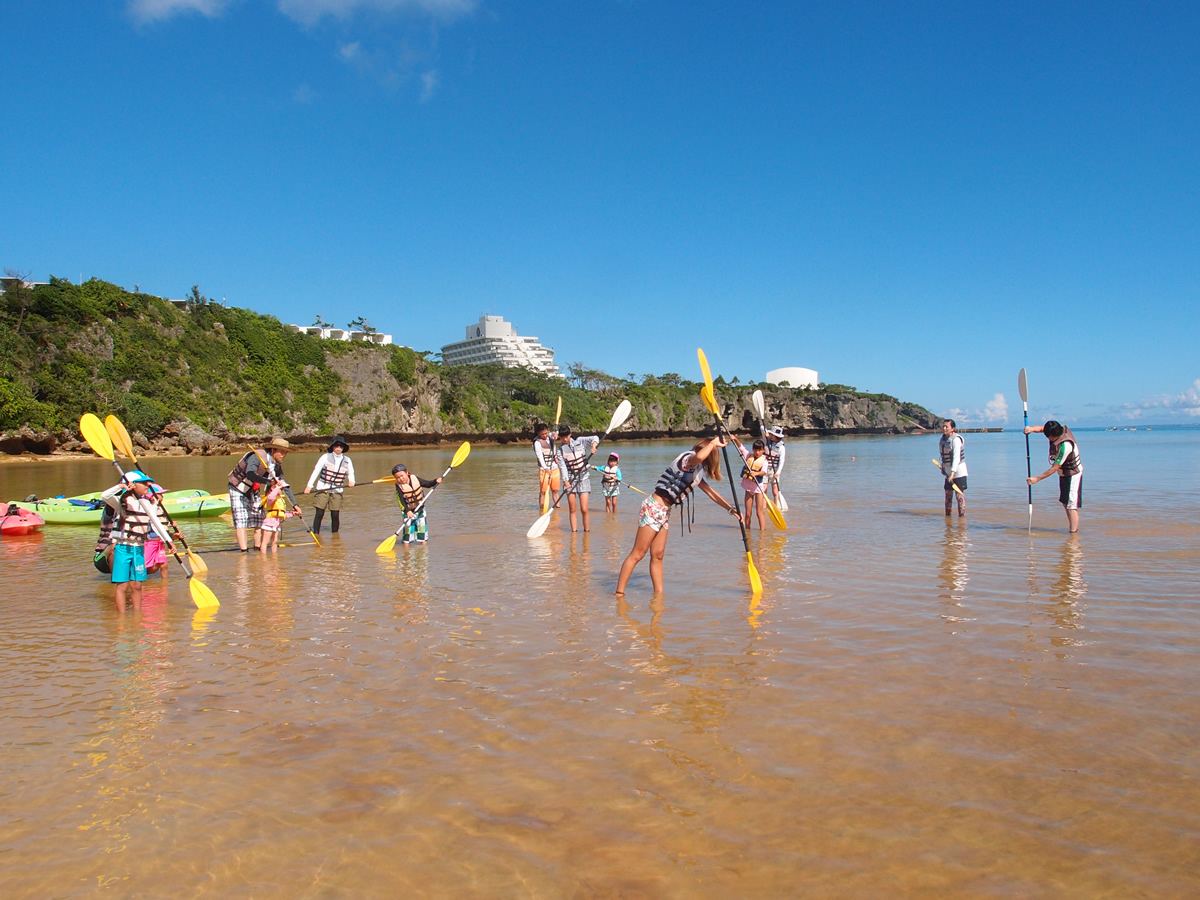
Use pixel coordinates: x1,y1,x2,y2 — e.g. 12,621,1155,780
392,464,442,544
596,452,622,514
141,485,171,580
260,481,296,551
733,436,769,530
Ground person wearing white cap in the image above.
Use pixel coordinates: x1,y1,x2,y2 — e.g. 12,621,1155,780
100,471,174,613
764,426,787,507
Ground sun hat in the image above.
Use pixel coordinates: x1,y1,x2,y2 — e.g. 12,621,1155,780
328,435,349,453
267,437,291,450
123,470,153,484
766,426,785,439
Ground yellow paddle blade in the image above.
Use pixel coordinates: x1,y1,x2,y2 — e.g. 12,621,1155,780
189,578,220,608
451,441,471,467
700,384,720,416
765,498,787,531
80,414,115,461
104,415,137,461
187,548,209,575
747,551,763,595
697,347,714,393
375,533,398,554
554,395,562,426
371,476,395,483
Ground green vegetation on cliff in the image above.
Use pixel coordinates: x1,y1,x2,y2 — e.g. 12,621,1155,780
1,278,939,442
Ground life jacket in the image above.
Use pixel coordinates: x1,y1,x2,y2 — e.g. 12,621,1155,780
1049,427,1082,477
558,439,591,478
740,454,766,483
113,490,153,545
765,440,784,472
535,439,556,468
654,453,702,507
395,478,425,512
600,466,619,488
94,505,116,554
319,454,349,490
228,450,264,493
939,433,965,470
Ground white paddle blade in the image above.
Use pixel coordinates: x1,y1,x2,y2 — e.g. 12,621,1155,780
752,390,765,419
607,399,633,435
527,510,553,539
1017,368,1028,403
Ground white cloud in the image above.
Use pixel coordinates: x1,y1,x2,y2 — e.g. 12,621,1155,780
983,393,1008,423
339,41,361,60
942,393,1009,427
1116,377,1200,420
419,69,439,102
129,0,234,22
277,0,476,26
293,83,316,103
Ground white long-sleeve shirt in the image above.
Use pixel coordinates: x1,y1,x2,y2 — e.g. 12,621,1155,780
306,453,356,492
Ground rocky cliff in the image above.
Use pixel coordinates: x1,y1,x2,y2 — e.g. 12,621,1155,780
0,279,941,456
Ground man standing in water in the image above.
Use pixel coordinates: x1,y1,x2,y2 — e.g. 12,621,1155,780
1025,420,1083,533
939,418,968,517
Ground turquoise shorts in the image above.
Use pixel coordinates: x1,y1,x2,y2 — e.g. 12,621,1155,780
111,543,147,584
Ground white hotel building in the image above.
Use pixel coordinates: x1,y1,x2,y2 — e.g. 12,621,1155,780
440,315,563,378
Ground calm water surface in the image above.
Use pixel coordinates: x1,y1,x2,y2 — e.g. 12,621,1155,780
2,430,1198,897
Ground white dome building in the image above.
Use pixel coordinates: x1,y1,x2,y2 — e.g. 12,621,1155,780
765,367,818,389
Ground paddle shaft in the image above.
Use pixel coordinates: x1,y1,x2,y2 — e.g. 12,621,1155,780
104,420,205,562
545,439,607,512
707,419,757,554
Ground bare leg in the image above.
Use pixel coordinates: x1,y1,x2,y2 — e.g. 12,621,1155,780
742,491,754,528
580,492,591,532
236,526,250,551
616,523,666,594
1066,508,1079,533
129,581,143,613
755,493,766,529
115,582,129,614
566,492,579,532
646,525,669,593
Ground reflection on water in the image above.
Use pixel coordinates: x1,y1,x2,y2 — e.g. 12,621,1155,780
938,520,972,631
2,432,1199,896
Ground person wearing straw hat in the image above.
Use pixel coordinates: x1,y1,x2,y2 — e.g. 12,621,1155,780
304,434,356,535
227,437,300,551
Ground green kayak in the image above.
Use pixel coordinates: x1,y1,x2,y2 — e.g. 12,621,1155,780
13,490,232,525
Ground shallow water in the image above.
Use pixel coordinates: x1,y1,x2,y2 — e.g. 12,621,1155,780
2,430,1199,897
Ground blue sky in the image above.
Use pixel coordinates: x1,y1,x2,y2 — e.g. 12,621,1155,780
3,0,1198,426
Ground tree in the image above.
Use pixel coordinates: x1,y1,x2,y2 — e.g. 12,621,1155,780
187,285,208,307
3,269,34,335
347,316,377,334
660,373,684,386
311,314,329,327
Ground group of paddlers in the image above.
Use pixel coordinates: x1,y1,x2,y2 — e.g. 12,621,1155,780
89,414,1083,612
937,418,1084,532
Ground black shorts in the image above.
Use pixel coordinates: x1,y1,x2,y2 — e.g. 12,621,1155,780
944,477,967,492
1058,474,1083,510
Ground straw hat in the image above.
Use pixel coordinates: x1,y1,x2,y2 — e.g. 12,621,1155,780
266,437,291,450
